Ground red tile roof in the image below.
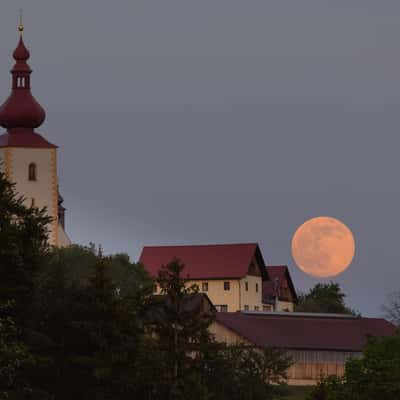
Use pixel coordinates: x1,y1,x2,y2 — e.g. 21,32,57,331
215,312,397,352
263,265,298,303
139,243,267,280
0,130,56,148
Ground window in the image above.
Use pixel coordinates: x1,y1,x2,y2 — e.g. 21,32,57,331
263,305,272,312
254,306,259,311
223,281,230,291
17,77,26,88
202,282,208,292
153,284,158,293
218,305,228,312
244,305,249,311
28,163,37,181
256,283,259,292
245,281,248,291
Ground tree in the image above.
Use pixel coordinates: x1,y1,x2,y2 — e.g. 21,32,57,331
149,258,293,400
29,245,154,400
382,291,400,326
308,333,400,400
148,258,213,399
0,167,50,398
295,282,356,315
202,345,292,400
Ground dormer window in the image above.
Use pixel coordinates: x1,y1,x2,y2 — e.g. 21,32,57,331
28,163,37,181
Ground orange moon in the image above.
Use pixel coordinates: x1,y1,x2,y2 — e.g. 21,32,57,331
291,216,355,278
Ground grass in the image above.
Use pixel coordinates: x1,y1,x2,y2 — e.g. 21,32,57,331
283,386,314,400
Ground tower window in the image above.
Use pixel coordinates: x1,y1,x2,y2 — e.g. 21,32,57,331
17,77,25,88
28,163,37,181
223,281,230,291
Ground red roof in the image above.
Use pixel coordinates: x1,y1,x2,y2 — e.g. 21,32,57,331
139,243,267,280
0,130,56,149
0,33,53,149
263,265,298,303
216,312,397,352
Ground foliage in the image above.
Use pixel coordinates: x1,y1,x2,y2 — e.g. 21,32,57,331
382,290,400,326
308,334,400,400
149,258,293,400
0,167,50,398
29,246,154,399
0,169,294,399
295,283,356,315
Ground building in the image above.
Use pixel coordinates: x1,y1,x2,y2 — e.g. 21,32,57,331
139,243,268,312
210,311,397,385
0,26,70,247
263,265,298,312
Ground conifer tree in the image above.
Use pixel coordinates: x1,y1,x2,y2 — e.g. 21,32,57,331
0,166,50,398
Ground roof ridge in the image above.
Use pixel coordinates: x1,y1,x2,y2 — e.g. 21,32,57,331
142,242,258,249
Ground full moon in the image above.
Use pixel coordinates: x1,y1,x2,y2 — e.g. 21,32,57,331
291,216,355,278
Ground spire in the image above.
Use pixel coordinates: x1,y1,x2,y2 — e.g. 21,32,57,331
0,23,46,133
18,9,24,36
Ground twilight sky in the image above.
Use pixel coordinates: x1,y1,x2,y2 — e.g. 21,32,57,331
1,1,400,316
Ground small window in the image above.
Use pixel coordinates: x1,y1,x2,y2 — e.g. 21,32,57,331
202,282,208,292
245,281,248,291
254,306,259,311
244,305,249,311
219,305,228,312
256,283,259,293
28,163,37,181
223,281,230,291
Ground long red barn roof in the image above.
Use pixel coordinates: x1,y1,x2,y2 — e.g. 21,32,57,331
216,312,397,352
139,243,265,280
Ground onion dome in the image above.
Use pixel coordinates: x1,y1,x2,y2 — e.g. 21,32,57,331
0,30,46,131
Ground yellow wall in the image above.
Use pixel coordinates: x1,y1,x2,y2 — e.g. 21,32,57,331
240,275,263,311
3,147,59,246
276,300,294,312
189,279,241,312
209,320,251,345
154,275,263,312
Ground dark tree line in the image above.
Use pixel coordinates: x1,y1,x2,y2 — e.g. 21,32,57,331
0,169,292,400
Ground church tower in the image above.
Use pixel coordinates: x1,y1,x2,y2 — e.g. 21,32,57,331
0,24,70,247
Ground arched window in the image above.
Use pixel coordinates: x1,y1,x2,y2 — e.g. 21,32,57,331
28,163,37,181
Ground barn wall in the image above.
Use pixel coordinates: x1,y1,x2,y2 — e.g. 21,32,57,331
210,321,362,385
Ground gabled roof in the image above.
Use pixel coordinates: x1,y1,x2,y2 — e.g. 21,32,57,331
139,243,267,280
263,265,298,303
215,312,397,352
0,130,57,148
146,293,216,324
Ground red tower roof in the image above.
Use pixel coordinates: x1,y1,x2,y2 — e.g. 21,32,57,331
0,29,55,149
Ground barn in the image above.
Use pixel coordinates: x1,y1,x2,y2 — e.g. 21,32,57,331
209,311,397,385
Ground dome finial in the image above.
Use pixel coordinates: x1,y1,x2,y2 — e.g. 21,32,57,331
18,9,24,36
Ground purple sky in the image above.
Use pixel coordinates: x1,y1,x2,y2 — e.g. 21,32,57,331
1,1,399,316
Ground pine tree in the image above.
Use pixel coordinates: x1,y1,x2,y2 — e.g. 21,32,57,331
149,258,214,400
0,166,51,398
